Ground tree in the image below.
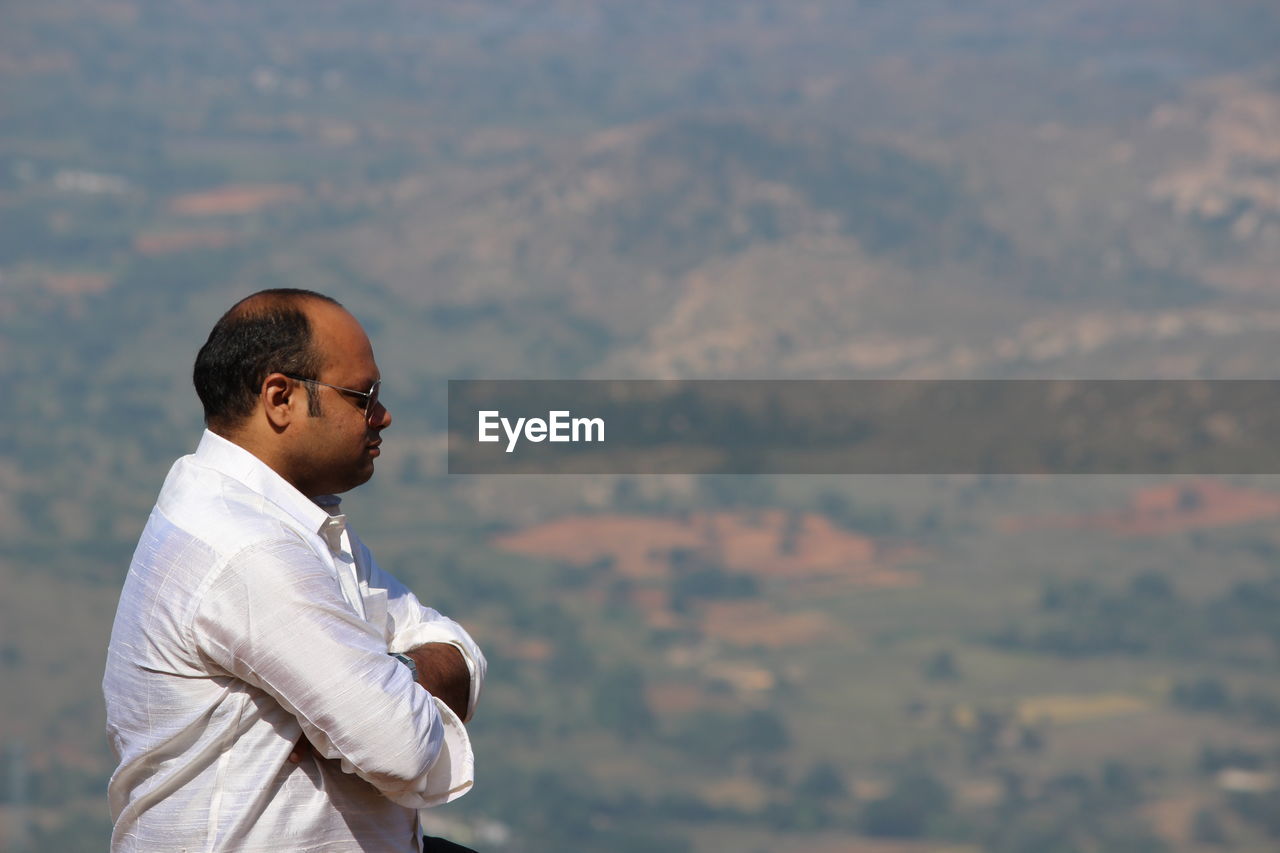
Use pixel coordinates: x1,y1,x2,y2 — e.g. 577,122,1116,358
742,709,790,753
796,761,847,801
923,650,959,681
1172,677,1231,711
1191,809,1227,845
1101,760,1141,802
1130,571,1176,601
860,772,950,838
593,664,653,736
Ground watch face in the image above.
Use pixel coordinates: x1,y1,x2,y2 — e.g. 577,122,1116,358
391,653,417,678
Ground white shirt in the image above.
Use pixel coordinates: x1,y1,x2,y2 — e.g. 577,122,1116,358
103,430,485,852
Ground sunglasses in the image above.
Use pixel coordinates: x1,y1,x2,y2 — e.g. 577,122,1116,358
286,375,382,422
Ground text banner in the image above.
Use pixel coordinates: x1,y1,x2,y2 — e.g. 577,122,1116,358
447,380,1280,474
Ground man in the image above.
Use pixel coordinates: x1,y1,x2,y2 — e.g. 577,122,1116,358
103,289,484,851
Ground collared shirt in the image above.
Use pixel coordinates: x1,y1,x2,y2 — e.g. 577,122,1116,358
103,430,485,852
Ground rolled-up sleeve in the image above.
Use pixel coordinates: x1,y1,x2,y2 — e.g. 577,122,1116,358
190,537,472,807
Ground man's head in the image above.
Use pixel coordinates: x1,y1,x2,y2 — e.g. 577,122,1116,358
193,288,391,497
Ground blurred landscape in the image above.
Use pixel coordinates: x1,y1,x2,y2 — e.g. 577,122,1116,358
2,1,1280,850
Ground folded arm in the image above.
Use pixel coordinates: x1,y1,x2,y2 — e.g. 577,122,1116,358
193,537,474,806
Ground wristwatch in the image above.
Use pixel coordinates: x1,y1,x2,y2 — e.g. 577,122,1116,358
390,652,419,684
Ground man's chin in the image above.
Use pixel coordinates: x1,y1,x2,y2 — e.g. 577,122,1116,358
317,465,375,497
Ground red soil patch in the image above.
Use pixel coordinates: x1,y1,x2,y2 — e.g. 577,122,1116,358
43,273,110,295
475,626,553,664
495,511,914,642
505,638,553,663
626,586,680,629
629,585,672,613
700,601,836,647
0,52,76,75
169,184,303,216
493,510,912,585
646,682,710,715
715,510,878,577
853,569,922,589
134,230,235,255
494,514,700,580
1140,793,1204,846
1002,479,1280,535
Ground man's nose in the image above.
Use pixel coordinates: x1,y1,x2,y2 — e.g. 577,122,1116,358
371,400,391,429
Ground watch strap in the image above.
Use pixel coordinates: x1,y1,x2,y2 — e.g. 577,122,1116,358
390,652,419,685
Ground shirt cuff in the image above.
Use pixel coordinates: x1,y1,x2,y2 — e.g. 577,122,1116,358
385,696,474,809
389,623,486,724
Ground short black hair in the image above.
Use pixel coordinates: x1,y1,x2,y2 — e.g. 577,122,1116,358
193,288,341,431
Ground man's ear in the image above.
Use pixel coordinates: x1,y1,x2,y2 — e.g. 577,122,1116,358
262,373,298,429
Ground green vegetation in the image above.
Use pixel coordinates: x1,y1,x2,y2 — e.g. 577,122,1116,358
991,574,1280,665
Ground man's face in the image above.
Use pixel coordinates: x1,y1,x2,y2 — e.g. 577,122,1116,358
289,303,391,497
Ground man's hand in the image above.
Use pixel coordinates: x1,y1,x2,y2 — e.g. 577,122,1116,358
288,734,313,764
405,643,470,721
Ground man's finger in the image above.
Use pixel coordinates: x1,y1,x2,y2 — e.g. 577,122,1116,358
289,734,313,764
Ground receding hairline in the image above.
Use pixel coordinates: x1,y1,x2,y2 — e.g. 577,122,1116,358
195,289,345,434
222,288,342,323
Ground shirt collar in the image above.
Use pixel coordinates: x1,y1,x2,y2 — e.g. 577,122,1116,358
194,429,343,541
